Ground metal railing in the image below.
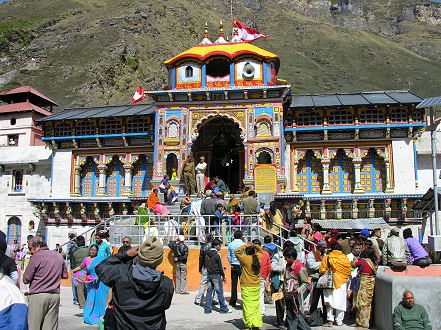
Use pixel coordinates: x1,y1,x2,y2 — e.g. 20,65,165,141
58,214,316,257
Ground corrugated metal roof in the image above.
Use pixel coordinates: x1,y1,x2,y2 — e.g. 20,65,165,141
37,103,156,123
290,91,423,109
312,95,341,107
311,218,390,230
417,96,441,109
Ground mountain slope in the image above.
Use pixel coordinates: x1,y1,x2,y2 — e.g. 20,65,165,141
0,0,440,110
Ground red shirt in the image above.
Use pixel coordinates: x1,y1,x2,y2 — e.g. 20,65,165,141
260,250,271,278
355,258,376,274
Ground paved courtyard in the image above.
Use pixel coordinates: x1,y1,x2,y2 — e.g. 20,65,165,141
58,286,362,329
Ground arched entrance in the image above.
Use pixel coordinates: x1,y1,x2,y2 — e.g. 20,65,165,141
7,216,21,245
192,117,244,193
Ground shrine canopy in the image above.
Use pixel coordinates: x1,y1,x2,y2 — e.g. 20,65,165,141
161,22,282,90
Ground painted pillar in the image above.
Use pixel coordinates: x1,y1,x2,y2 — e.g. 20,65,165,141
384,161,393,193
321,161,331,195
353,162,363,194
292,161,299,192
73,166,82,196
123,164,134,197
96,164,107,197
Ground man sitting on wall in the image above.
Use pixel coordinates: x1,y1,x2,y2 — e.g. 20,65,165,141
393,290,431,329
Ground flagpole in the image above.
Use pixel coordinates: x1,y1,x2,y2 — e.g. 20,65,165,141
230,0,234,38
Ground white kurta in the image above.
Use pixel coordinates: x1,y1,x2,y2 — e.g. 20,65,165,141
323,282,347,311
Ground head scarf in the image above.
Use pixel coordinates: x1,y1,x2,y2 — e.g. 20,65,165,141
147,188,159,211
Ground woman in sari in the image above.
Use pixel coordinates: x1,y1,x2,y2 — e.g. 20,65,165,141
147,188,170,215
351,247,378,328
72,244,110,325
160,174,178,205
235,242,263,329
262,201,284,238
319,242,352,327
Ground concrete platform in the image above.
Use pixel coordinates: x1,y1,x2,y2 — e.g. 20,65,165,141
58,286,361,329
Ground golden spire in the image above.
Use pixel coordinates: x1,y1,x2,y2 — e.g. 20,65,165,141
200,22,212,44
204,22,209,38
219,21,224,37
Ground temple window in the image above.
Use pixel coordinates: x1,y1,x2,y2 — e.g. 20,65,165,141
106,157,124,197
329,110,354,125
206,57,230,77
126,118,150,133
132,155,153,197
413,108,424,123
360,149,386,192
297,111,323,126
12,170,23,192
81,157,98,197
329,150,354,193
359,109,385,124
54,122,72,137
256,120,271,137
100,119,122,135
185,66,193,78
166,120,180,138
297,150,322,194
390,109,408,123
76,121,96,136
44,125,52,137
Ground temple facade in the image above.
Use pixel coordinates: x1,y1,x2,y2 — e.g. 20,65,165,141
16,23,435,245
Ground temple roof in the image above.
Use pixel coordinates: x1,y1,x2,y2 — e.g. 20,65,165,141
164,42,280,70
36,103,156,123
0,86,58,107
0,101,52,116
289,91,423,109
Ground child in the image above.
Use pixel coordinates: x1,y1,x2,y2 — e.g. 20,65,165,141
215,204,229,243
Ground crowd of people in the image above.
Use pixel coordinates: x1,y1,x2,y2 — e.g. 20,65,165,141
0,214,435,329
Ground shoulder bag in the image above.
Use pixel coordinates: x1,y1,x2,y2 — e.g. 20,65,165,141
350,259,365,292
317,256,334,289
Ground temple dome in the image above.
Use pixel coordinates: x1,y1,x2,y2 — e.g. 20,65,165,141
164,42,280,73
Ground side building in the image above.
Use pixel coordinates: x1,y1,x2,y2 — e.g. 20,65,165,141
278,91,428,233
0,86,55,245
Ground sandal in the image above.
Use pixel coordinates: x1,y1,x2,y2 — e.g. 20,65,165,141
323,322,334,328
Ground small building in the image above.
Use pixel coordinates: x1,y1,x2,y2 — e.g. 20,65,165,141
0,86,55,245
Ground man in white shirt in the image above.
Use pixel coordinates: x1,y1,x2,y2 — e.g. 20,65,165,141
195,156,207,193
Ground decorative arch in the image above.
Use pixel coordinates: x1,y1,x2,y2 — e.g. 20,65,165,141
165,152,179,180
7,216,21,245
256,148,273,164
165,118,180,139
192,113,246,139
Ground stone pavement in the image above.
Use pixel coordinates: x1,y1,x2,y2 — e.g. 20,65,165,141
58,286,365,329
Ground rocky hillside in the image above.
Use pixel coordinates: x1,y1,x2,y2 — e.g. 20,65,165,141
0,0,440,110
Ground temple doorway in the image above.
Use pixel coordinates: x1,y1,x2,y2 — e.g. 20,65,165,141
192,117,244,193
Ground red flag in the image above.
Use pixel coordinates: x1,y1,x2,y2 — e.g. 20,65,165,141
131,86,146,104
233,19,269,42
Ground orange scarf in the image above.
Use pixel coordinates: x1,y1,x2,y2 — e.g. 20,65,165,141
147,191,159,211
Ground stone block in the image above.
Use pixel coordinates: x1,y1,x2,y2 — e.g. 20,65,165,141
374,265,441,330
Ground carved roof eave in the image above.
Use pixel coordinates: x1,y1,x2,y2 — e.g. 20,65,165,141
146,85,291,96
